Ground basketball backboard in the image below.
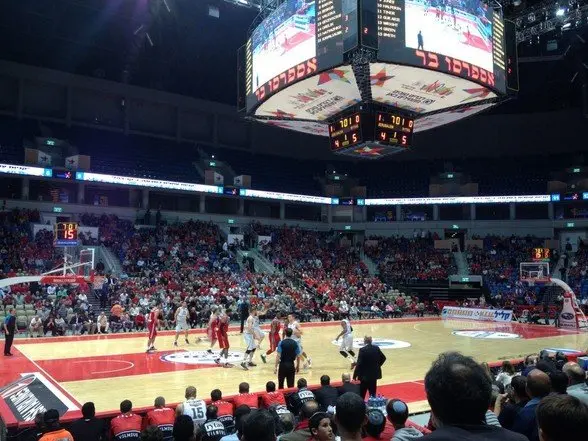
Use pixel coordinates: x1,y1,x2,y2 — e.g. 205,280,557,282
520,261,550,285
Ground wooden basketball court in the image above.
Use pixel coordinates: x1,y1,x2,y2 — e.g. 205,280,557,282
2,317,587,425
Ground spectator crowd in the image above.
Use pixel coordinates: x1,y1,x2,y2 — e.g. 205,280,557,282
23,349,588,441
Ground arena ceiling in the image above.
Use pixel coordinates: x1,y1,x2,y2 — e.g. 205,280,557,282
0,0,587,161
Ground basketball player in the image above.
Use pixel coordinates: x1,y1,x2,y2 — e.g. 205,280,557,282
173,301,190,347
176,386,207,426
241,310,258,370
335,317,356,365
253,307,266,362
205,306,219,354
261,312,282,364
287,313,311,369
146,305,159,353
214,309,232,367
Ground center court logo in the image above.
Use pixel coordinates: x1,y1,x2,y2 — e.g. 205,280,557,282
161,351,245,365
452,330,521,339
330,338,411,350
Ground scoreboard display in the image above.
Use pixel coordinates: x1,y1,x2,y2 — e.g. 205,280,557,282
246,0,353,112
376,0,506,93
375,112,414,148
532,248,551,261
329,113,363,150
54,222,79,247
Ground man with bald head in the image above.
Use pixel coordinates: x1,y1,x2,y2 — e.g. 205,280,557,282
563,362,588,405
338,373,361,396
280,400,319,441
512,369,551,441
353,336,386,399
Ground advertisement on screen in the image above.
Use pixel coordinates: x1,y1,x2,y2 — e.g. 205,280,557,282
251,0,317,92
254,65,361,121
404,0,493,72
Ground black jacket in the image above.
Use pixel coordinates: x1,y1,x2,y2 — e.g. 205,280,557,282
69,417,107,441
313,385,338,411
422,424,529,441
353,343,386,381
337,382,361,397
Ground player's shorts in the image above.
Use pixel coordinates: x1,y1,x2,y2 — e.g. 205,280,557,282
269,333,281,352
293,338,303,353
148,325,157,339
340,334,353,352
208,327,217,342
254,329,265,340
244,333,257,351
175,321,189,332
217,332,229,349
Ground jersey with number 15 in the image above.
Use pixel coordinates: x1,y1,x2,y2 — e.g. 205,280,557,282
183,398,206,425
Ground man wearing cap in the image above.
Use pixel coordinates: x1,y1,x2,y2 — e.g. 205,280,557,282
387,399,423,441
39,409,74,441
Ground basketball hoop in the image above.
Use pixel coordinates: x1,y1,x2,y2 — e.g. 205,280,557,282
520,262,550,286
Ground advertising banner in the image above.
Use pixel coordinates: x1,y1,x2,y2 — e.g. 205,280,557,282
442,306,513,322
255,65,361,121
0,373,78,422
559,292,579,330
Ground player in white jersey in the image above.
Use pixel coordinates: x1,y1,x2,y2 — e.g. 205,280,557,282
173,301,190,346
287,313,311,369
253,308,267,363
241,310,259,370
176,386,206,426
335,318,356,364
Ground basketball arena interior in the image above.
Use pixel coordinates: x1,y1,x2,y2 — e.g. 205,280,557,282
0,0,588,440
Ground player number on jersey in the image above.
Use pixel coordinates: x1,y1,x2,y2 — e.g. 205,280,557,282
191,407,205,419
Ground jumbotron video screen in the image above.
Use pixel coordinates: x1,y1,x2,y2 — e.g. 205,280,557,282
241,0,516,159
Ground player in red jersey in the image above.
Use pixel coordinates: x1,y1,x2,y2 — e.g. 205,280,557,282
146,305,159,353
260,380,286,408
214,310,232,367
261,312,282,364
210,389,235,433
143,397,175,441
205,306,219,354
111,400,142,441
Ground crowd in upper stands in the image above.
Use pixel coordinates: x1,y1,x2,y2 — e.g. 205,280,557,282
22,348,588,441
364,235,456,286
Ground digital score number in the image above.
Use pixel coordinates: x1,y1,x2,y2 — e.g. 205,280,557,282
54,222,79,247
328,113,363,151
376,113,414,148
532,248,551,261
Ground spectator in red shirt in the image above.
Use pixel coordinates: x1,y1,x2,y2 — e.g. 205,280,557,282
261,381,286,408
135,313,145,331
143,396,175,441
232,382,258,410
110,400,142,441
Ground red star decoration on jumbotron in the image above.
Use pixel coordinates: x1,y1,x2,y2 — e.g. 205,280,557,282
269,109,296,118
317,68,351,85
370,68,394,87
353,146,385,156
460,88,492,102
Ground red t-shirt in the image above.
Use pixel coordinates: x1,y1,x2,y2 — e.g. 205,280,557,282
212,400,234,417
233,393,258,410
261,391,286,408
144,407,175,440
111,412,142,440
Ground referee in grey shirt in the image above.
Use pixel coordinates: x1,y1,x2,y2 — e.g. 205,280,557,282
274,328,301,389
